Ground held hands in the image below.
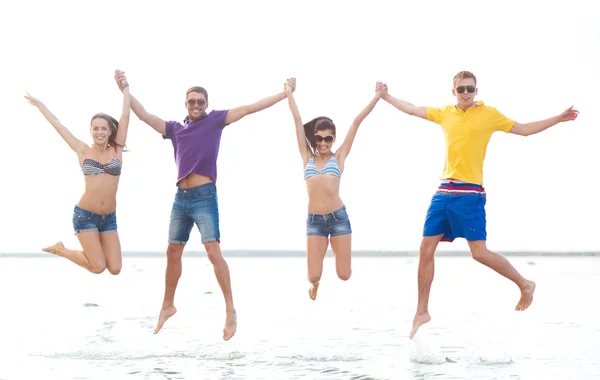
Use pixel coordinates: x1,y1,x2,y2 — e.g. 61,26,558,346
284,77,296,95
375,81,388,98
114,70,129,91
557,106,579,123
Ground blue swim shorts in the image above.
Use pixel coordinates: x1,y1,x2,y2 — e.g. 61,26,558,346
423,181,487,242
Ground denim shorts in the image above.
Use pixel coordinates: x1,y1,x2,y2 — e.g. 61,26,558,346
307,205,352,237
72,205,118,235
423,182,487,242
169,182,220,245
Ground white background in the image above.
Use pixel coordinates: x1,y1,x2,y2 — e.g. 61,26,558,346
1,0,598,253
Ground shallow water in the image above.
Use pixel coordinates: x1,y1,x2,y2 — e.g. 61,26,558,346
0,256,598,379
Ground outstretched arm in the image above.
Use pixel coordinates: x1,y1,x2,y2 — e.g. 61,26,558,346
24,93,87,155
509,106,579,136
381,85,428,120
285,78,311,163
336,81,386,161
113,70,131,147
225,86,288,125
115,71,166,135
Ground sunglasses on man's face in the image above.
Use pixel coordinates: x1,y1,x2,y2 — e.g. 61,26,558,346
187,98,206,106
456,85,476,94
315,135,334,143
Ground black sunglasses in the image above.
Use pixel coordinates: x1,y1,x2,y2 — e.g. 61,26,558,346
187,98,206,106
456,85,476,94
314,135,334,143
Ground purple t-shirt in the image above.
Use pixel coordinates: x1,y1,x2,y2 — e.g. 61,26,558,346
163,109,229,184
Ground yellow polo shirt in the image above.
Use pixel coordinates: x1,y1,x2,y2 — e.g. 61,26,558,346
426,101,514,185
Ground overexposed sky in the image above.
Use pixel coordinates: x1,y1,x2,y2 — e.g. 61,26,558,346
1,0,598,253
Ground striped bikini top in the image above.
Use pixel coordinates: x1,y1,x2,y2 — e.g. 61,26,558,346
81,148,122,176
304,154,341,180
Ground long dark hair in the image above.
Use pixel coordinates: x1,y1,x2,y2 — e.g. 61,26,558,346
303,116,336,155
90,113,125,150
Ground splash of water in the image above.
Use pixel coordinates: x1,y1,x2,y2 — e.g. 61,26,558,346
409,335,447,364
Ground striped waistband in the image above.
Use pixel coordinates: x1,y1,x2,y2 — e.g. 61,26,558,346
437,180,485,194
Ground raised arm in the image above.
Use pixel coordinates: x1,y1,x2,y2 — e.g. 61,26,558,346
115,71,166,135
336,81,386,162
284,78,311,163
225,85,288,125
113,70,131,147
381,86,428,120
508,106,579,136
24,93,87,155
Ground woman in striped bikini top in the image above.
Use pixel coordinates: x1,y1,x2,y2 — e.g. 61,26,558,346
82,148,122,177
284,78,387,200
24,69,131,276
284,78,387,300
303,154,341,180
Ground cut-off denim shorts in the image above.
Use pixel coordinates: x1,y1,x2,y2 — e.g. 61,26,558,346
72,205,118,235
307,205,352,237
168,182,220,245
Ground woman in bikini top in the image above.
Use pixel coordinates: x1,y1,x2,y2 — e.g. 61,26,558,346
284,77,387,301
25,69,131,275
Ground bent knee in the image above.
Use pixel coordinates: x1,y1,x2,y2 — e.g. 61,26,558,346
470,249,488,262
89,263,106,274
308,274,322,284
337,270,352,281
469,241,489,262
107,265,121,275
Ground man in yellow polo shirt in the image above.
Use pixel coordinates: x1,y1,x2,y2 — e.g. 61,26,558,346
381,71,579,339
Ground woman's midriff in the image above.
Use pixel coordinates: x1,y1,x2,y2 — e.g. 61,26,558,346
77,176,119,214
306,176,343,214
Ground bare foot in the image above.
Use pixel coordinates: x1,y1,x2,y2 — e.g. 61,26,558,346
42,241,65,255
153,305,177,334
409,312,431,339
223,310,237,341
515,280,536,311
308,282,320,300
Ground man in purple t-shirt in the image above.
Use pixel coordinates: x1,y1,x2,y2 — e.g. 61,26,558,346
115,71,294,341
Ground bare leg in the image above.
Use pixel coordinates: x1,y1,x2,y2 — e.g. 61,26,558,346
204,241,237,341
330,234,351,281
468,240,536,311
100,232,122,275
154,244,184,334
307,236,329,300
410,234,444,339
42,231,107,274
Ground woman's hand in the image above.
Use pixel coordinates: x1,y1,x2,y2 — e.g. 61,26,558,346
284,77,296,95
115,70,129,91
24,92,44,108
